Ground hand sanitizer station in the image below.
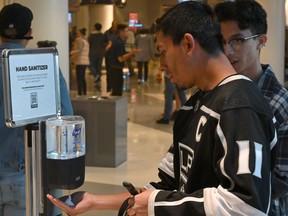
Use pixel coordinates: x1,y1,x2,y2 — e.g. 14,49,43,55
1,47,85,216
45,115,85,189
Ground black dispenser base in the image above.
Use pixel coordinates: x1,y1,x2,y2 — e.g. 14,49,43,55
46,155,85,190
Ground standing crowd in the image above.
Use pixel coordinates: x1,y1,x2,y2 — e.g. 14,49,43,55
69,21,156,97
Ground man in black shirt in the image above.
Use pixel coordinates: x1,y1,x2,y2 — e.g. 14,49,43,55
104,20,118,93
88,23,105,85
109,24,139,96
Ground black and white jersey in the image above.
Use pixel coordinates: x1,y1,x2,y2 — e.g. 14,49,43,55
146,75,277,216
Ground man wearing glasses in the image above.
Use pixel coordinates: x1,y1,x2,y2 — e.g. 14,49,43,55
215,1,288,215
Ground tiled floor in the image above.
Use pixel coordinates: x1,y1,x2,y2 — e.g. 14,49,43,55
66,60,177,215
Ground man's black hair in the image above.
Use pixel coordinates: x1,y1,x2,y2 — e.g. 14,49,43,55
214,0,267,35
94,23,102,31
117,24,127,33
155,1,223,56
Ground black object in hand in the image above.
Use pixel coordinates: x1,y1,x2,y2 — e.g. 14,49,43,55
122,181,139,195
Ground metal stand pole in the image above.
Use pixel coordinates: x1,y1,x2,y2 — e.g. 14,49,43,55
25,124,44,216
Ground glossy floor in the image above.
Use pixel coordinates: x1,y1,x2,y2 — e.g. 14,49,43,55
67,62,176,216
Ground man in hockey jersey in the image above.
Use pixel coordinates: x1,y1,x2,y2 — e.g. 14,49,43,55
214,1,288,215
47,1,277,215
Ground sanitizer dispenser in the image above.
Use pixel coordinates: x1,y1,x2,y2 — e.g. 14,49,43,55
45,115,85,189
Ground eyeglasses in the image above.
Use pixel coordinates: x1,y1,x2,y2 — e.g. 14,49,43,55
223,34,260,50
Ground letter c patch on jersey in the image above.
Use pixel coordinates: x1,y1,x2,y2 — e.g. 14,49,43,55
196,115,207,142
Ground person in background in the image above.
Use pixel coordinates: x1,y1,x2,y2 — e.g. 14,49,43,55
104,20,118,93
47,2,277,215
69,25,77,52
125,28,135,77
88,23,105,88
0,3,73,215
69,25,77,87
70,28,90,96
134,28,155,84
109,24,139,96
214,1,288,215
156,73,186,124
